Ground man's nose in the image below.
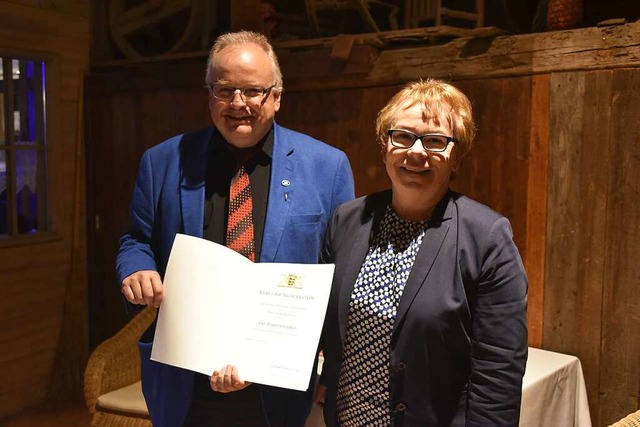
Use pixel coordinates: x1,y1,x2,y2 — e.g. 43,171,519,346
229,90,247,107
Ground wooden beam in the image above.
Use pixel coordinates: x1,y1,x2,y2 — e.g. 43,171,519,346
278,22,640,92
230,0,262,32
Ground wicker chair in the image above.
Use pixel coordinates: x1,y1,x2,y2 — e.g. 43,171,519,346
84,307,156,427
610,410,640,427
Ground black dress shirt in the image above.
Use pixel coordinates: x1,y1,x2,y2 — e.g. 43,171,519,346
184,127,273,427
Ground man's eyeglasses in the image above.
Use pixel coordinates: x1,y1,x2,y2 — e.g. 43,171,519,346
387,129,457,152
209,84,275,103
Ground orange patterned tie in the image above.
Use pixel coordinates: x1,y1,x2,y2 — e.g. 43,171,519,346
226,165,256,261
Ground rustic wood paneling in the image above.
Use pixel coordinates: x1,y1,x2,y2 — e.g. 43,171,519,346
84,22,640,427
573,70,613,422
545,68,640,426
230,0,262,32
85,79,210,346
544,71,591,350
453,77,531,252
278,22,640,92
0,1,89,418
278,86,398,196
598,68,640,426
523,73,550,348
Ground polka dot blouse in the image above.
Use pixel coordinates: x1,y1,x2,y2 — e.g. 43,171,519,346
337,205,428,426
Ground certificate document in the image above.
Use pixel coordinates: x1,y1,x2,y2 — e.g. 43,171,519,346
151,233,335,391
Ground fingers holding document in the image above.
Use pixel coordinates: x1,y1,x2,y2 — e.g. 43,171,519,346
210,365,252,393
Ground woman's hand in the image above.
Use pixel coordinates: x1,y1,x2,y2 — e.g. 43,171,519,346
210,365,252,393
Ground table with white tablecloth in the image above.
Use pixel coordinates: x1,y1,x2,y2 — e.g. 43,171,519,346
306,347,592,427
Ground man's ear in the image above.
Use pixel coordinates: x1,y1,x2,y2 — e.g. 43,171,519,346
273,90,282,112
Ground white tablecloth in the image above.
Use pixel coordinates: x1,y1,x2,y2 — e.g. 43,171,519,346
306,347,592,427
521,347,591,427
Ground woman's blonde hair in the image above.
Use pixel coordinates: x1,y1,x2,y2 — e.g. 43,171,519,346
375,79,476,159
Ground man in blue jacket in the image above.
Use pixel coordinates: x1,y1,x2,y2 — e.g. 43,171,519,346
116,30,354,427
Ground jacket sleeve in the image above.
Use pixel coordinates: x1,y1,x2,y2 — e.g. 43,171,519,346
115,150,159,287
466,217,528,426
329,151,355,213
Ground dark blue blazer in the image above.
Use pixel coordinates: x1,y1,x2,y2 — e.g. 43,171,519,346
319,190,528,427
116,123,355,427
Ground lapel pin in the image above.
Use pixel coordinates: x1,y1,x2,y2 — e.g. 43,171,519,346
281,179,290,187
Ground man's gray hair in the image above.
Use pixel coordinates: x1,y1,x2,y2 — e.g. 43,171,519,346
204,30,283,92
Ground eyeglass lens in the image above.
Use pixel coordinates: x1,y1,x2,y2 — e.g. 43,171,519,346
212,85,270,102
390,130,449,151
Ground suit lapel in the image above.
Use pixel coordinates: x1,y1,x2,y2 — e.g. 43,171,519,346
391,193,455,339
180,129,211,238
338,192,390,343
261,124,293,262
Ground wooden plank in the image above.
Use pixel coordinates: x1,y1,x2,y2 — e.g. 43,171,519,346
273,26,506,50
0,350,55,396
0,0,90,419
277,45,374,80
525,74,550,348
0,309,62,363
3,0,89,18
230,0,261,32
276,85,398,197
0,242,71,270
278,22,640,92
572,70,613,424
543,71,587,352
453,77,531,252
90,22,640,87
0,378,50,418
330,34,355,61
598,68,640,426
0,2,90,41
87,58,206,94
0,268,67,320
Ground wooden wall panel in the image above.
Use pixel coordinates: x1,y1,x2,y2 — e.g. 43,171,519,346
84,23,640,427
278,86,399,196
0,1,89,418
545,68,640,426
453,77,531,253
86,79,210,346
263,76,539,346
598,68,640,426
545,71,589,355
573,70,613,422
524,74,550,348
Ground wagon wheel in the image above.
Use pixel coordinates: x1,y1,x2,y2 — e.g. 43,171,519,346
109,0,206,59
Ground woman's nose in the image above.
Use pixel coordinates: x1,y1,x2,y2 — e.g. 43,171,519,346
407,139,428,156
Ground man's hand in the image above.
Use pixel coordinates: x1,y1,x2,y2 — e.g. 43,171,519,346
121,270,163,307
314,384,327,406
210,365,252,393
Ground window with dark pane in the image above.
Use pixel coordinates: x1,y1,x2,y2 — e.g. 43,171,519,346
0,56,47,237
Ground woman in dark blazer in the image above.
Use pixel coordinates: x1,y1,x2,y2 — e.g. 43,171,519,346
315,79,528,427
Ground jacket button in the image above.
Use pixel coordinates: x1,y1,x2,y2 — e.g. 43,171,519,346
397,362,406,372
395,403,406,412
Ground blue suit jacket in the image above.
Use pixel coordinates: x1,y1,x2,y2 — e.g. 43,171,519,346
319,190,528,427
116,123,355,427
